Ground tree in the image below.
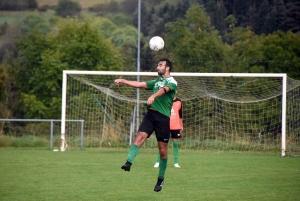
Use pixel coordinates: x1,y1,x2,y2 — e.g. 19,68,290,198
52,18,124,71
205,0,228,35
284,0,300,32
255,0,271,34
91,17,117,39
106,13,133,27
0,14,57,119
28,0,38,9
0,63,18,121
121,0,137,15
222,0,249,27
0,0,37,11
55,0,81,18
106,0,121,14
15,30,51,118
225,26,264,73
110,25,138,50
243,5,258,32
14,18,124,119
260,30,300,79
89,17,139,69
89,1,121,15
272,0,288,32
226,14,237,30
0,64,7,101
165,4,227,72
20,13,53,35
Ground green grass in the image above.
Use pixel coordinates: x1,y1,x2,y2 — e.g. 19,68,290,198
0,148,299,201
0,11,31,25
0,11,55,26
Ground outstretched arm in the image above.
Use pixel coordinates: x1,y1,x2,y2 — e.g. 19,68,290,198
147,86,170,105
114,79,147,88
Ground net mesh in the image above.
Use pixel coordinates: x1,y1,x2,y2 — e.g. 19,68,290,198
63,73,300,155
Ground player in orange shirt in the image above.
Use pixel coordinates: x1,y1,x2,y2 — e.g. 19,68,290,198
154,96,183,168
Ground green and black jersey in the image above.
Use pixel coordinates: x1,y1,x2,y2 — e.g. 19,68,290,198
146,77,177,117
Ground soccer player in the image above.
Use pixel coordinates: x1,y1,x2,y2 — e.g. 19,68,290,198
154,96,183,168
114,58,177,192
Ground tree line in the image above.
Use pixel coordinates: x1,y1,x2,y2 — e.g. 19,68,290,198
0,2,299,122
2,0,298,35
89,0,300,36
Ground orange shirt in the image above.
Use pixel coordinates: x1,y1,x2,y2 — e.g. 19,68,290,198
170,98,183,130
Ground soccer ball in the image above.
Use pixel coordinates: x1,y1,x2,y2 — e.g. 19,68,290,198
149,36,164,51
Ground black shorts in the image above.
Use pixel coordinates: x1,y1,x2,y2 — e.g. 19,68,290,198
138,109,170,143
170,130,182,139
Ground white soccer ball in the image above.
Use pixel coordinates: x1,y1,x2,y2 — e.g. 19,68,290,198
149,36,164,51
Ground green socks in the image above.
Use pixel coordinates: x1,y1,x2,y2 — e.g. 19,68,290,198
126,144,140,163
173,141,179,164
158,158,168,179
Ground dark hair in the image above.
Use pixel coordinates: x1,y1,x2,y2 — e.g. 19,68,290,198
159,58,172,72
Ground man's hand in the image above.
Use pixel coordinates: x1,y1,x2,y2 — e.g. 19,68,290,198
147,95,156,105
114,79,125,86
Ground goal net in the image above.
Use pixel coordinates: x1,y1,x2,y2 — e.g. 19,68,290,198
61,71,300,156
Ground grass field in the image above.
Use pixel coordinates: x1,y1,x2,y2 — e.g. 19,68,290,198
0,148,300,201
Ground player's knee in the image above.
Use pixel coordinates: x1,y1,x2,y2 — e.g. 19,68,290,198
159,148,168,158
159,152,167,159
134,132,148,146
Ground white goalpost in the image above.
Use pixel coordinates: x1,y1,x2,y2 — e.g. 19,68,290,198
61,71,300,156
